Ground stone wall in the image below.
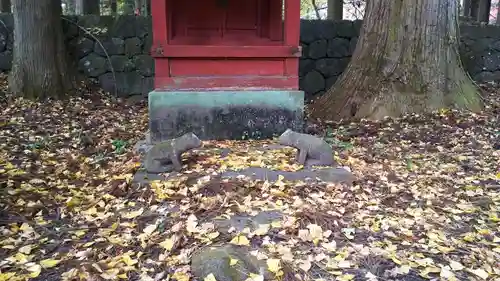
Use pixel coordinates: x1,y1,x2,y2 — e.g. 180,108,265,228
0,14,154,97
300,20,500,100
0,13,500,99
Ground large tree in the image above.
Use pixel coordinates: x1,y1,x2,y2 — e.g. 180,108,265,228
75,0,100,15
0,0,11,13
10,0,74,99
327,0,343,20
310,0,483,121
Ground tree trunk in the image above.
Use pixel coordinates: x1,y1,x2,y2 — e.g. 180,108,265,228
470,0,479,20
477,0,491,22
0,0,11,13
110,0,117,15
65,0,76,15
134,0,142,15
122,0,135,14
144,0,151,15
10,0,74,99
327,0,342,20
310,0,483,121
75,0,100,14
496,0,500,24
462,0,472,17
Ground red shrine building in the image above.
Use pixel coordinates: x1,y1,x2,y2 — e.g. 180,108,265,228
148,0,304,141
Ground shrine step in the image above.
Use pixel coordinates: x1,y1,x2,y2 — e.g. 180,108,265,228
148,90,304,141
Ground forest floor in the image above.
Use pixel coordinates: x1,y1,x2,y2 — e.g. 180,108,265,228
0,76,499,281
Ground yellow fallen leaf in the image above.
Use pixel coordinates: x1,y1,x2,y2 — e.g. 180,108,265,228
307,224,323,241
0,272,16,281
171,271,190,281
101,268,120,280
204,273,218,281
440,267,454,279
299,260,312,272
27,264,41,278
123,207,144,219
118,273,128,279
159,235,178,251
449,260,464,271
245,273,264,281
321,241,337,252
254,224,270,236
40,259,61,268
266,258,281,273
186,214,199,233
338,260,351,268
270,220,282,228
206,231,220,240
19,223,33,232
18,245,34,255
229,258,239,266
13,252,29,263
337,274,355,280
468,268,488,280
230,235,250,246
142,224,157,235
121,255,138,266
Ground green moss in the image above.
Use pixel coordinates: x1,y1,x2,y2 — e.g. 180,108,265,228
454,80,483,111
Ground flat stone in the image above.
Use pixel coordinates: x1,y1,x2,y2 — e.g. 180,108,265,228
191,244,271,281
94,37,125,56
124,37,142,56
308,39,327,59
134,55,154,76
327,37,351,58
105,55,128,72
79,53,106,77
99,72,152,97
132,170,167,185
210,210,283,233
301,70,325,95
221,167,354,184
73,37,95,58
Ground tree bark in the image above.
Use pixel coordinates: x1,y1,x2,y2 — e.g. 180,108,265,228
122,0,135,14
470,0,479,20
496,0,500,24
0,0,11,13
10,0,75,99
75,0,100,15
327,0,343,20
477,0,491,22
462,0,472,17
110,0,117,15
134,0,142,15
65,0,76,15
310,0,483,121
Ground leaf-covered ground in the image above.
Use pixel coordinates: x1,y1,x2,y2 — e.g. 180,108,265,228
0,78,499,281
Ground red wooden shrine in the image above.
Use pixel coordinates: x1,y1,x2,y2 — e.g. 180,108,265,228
150,0,301,90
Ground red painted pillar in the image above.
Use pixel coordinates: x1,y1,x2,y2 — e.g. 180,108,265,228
283,0,301,84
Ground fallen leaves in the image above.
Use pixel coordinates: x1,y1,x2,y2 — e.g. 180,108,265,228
0,80,499,281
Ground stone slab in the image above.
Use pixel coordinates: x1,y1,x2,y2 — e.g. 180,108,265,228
220,167,354,184
148,90,304,141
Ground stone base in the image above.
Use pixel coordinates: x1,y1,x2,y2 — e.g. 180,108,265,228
148,90,304,141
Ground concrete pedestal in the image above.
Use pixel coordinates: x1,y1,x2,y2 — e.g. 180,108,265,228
148,90,304,141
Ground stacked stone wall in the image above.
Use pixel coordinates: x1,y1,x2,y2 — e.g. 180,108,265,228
0,14,498,98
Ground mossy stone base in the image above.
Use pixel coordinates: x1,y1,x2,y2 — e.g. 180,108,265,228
148,90,304,141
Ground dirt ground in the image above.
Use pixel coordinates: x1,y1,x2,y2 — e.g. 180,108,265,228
0,77,499,281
